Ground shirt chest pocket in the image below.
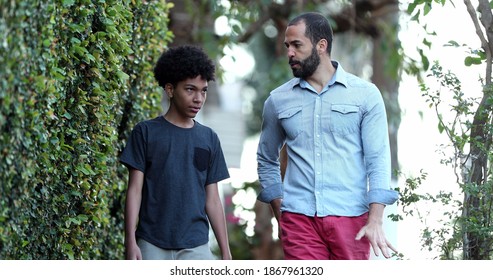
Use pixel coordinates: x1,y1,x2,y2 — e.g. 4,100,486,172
330,104,360,136
194,147,210,172
279,106,303,140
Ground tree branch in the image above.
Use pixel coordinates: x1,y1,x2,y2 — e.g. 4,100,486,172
463,0,491,84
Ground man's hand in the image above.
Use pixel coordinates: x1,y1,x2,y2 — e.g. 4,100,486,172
355,221,397,258
270,199,282,239
355,203,397,258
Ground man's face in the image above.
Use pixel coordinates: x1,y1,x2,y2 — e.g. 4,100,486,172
284,22,320,79
290,46,320,78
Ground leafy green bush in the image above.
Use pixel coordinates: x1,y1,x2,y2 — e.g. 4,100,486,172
0,0,173,259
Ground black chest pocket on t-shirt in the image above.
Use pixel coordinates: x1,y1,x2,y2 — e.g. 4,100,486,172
194,147,210,172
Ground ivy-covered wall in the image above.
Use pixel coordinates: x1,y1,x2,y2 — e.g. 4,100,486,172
0,0,173,259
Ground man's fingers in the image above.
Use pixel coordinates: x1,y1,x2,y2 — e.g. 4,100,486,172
380,240,398,258
387,241,398,254
354,228,365,240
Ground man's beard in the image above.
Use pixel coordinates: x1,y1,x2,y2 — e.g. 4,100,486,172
289,47,320,79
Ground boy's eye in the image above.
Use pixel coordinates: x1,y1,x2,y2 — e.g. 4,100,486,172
184,87,207,95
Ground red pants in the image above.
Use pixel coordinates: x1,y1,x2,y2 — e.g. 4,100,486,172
280,212,370,260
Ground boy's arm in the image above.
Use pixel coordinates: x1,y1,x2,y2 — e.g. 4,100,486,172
124,168,144,260
205,183,232,260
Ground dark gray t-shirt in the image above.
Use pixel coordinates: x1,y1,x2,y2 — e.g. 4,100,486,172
120,116,230,249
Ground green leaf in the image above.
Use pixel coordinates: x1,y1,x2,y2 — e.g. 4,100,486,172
438,122,445,133
43,39,51,47
116,70,129,81
444,40,460,47
62,0,75,6
464,56,482,66
407,2,418,14
423,2,432,15
63,112,72,119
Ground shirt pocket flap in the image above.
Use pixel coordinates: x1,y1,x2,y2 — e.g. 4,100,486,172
331,104,359,114
278,106,302,120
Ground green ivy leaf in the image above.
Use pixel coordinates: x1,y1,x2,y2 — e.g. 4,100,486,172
62,0,75,6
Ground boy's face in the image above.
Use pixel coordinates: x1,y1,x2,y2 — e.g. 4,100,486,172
168,75,208,120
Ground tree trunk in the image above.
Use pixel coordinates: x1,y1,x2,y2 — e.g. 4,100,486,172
462,94,492,260
370,12,401,180
461,0,493,260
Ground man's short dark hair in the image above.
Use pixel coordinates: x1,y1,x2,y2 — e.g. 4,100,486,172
153,45,215,88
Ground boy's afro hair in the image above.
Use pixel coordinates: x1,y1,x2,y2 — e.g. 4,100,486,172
153,45,216,89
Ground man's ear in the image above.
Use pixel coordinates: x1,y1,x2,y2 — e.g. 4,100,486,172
317,39,328,55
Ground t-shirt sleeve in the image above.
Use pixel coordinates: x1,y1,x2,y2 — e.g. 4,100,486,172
206,133,230,185
120,123,146,172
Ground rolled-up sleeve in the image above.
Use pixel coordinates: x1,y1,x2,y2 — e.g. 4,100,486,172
368,188,399,205
363,85,399,206
257,182,284,203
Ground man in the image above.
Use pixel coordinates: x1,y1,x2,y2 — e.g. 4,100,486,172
121,45,231,260
256,12,399,260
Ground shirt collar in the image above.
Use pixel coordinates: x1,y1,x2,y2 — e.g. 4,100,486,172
293,61,348,93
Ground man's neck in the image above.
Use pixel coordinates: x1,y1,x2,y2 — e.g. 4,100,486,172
305,58,336,93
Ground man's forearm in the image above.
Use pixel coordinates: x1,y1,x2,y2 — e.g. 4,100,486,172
270,198,282,221
367,203,385,225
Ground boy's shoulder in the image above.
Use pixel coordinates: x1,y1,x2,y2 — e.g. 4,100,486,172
192,120,217,135
132,117,218,137
134,116,164,128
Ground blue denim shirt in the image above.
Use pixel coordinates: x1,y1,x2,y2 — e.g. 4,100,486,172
257,61,398,217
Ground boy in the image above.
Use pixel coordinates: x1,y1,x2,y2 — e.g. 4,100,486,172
120,45,232,260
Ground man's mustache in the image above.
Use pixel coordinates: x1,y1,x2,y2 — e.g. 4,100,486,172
289,58,301,66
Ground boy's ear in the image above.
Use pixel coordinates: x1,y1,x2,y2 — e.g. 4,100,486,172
165,83,174,98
